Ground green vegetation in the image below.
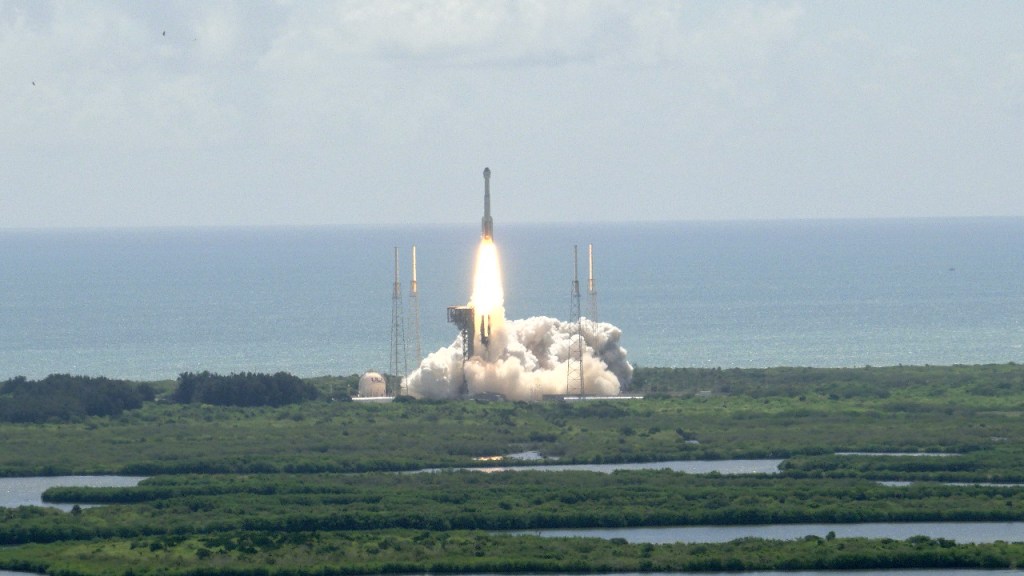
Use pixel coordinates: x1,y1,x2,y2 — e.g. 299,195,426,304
5,363,1024,476
6,470,1022,544
630,363,1024,398
171,371,320,407
0,374,155,423
781,450,1024,482
2,363,1024,573
2,531,1023,575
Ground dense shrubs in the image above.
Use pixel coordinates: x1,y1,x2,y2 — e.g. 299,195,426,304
632,363,1024,398
0,374,154,423
172,371,319,407
37,470,1024,536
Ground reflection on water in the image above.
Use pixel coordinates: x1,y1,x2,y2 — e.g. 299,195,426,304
835,452,959,457
423,459,783,475
2,570,1022,576
1,559,1022,576
480,459,782,474
0,476,145,511
514,521,1024,544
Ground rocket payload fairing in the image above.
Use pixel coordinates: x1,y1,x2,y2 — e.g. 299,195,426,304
481,167,493,239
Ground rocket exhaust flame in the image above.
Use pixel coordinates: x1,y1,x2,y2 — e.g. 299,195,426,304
470,238,504,318
470,237,503,357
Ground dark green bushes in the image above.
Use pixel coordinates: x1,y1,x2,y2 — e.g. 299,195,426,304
28,470,1024,541
172,372,318,407
4,530,1024,575
632,363,1024,399
0,374,154,422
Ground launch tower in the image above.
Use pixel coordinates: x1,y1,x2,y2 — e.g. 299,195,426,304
447,305,474,397
567,245,584,396
389,247,407,393
410,246,422,366
588,243,598,324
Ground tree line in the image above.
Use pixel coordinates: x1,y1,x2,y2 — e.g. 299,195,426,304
171,371,319,407
2,525,1024,575
0,374,154,423
631,363,1024,397
0,371,324,423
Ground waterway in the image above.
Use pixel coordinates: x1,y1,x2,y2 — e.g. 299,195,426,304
4,570,1016,576
0,476,145,511
514,521,1024,544
473,569,1024,573
6,471,1024,574
426,459,783,475
2,571,1021,576
2,463,774,511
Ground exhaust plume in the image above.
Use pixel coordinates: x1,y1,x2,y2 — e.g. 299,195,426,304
406,315,631,401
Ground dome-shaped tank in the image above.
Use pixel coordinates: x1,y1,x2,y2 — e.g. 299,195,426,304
358,372,387,397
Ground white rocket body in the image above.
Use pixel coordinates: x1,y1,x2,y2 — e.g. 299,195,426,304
481,167,493,239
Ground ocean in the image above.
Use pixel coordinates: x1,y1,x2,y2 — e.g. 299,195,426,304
1,218,1021,381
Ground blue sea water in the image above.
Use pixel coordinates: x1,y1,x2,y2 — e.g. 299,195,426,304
1,218,1022,381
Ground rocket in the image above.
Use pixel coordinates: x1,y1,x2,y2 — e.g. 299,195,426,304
481,167,493,239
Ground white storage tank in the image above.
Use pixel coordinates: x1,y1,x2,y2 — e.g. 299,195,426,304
358,372,387,397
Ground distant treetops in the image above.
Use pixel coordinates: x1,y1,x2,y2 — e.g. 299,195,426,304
0,374,154,423
0,371,320,423
171,371,319,407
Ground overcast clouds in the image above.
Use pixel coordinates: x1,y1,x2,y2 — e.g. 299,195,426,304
2,1,1022,228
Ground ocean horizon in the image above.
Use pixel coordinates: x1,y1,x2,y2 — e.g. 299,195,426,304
2,217,1022,381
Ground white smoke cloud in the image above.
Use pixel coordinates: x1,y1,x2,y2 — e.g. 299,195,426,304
405,315,632,401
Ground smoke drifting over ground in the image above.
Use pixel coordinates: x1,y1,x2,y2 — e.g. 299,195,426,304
405,315,632,401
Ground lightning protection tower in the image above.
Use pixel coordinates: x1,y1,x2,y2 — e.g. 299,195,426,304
389,247,407,394
567,245,584,397
588,243,598,325
409,245,422,367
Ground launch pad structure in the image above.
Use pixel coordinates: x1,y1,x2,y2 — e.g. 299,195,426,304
588,243,598,324
446,306,475,360
447,305,474,396
567,245,584,397
389,247,408,394
410,246,422,366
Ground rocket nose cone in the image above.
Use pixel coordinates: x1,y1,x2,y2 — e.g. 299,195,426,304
483,167,490,179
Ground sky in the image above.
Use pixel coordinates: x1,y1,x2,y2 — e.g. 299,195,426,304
1,1,1022,228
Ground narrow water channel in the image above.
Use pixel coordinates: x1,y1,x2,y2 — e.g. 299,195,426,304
512,521,1024,544
420,459,783,474
0,476,145,511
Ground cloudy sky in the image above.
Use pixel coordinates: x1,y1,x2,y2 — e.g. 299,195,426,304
2,1,1022,228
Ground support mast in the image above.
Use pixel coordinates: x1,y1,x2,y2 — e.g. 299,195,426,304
588,243,598,325
389,247,407,394
567,245,583,397
410,245,422,367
